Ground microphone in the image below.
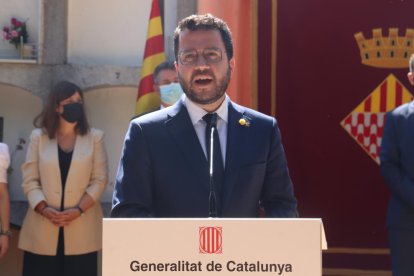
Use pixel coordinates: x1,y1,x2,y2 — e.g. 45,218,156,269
208,113,218,218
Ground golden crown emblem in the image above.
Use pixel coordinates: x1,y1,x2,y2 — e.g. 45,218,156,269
354,28,414,68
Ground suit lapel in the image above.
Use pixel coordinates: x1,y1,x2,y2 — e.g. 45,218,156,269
164,100,251,211
45,136,63,195
222,101,249,210
64,134,82,193
165,102,209,184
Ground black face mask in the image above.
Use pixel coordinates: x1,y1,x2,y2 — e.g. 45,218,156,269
61,102,83,123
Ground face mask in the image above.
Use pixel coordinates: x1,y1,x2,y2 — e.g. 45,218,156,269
61,102,83,123
159,82,184,106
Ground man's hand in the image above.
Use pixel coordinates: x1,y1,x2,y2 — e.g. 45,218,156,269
0,235,9,258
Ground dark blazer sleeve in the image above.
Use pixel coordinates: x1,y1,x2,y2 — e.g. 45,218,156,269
261,118,298,218
380,110,414,210
111,121,153,217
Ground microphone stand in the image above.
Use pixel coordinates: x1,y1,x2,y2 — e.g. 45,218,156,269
208,115,218,218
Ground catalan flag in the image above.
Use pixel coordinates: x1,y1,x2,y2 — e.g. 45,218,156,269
135,0,166,116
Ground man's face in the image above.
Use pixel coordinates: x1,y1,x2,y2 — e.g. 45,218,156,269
154,69,179,93
176,29,234,105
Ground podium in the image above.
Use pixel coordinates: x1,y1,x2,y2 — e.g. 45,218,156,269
103,218,327,276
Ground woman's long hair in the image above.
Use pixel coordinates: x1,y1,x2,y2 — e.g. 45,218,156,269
34,81,90,139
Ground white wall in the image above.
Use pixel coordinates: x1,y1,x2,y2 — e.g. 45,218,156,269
0,0,40,58
84,86,136,202
68,0,152,67
0,84,42,201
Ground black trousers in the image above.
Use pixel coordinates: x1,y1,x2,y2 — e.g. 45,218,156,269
22,228,98,276
389,229,414,276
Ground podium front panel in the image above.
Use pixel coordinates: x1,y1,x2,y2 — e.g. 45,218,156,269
103,218,322,275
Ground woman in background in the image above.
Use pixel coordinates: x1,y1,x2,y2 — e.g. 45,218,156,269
0,142,11,258
19,81,108,276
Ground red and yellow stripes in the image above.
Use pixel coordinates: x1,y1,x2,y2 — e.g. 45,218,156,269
340,74,413,164
135,0,166,116
354,74,412,113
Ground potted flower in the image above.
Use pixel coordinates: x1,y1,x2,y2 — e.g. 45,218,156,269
2,17,29,49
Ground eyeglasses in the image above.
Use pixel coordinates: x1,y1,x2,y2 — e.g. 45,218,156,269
178,47,223,65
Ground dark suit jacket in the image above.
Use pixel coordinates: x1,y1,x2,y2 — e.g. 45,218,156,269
380,101,414,229
111,99,297,218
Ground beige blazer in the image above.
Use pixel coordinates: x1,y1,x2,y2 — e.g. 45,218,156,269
18,128,108,255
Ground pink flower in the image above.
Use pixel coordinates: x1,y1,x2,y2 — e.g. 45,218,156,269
11,18,23,27
3,17,29,48
11,30,19,37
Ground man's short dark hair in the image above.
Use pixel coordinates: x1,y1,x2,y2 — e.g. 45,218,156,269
153,61,176,84
173,14,233,63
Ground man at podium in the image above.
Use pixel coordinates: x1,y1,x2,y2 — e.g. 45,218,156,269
111,14,297,218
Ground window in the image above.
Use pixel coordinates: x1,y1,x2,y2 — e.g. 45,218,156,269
0,0,41,62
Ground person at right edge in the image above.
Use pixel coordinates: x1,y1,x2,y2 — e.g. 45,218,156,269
380,53,414,276
111,14,297,218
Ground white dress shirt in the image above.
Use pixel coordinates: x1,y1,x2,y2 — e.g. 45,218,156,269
0,143,10,183
183,95,229,166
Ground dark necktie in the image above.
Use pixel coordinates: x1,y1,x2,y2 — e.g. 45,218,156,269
203,113,224,217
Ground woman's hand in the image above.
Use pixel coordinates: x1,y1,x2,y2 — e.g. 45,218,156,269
59,208,83,225
42,206,63,226
42,206,82,227
41,207,67,226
